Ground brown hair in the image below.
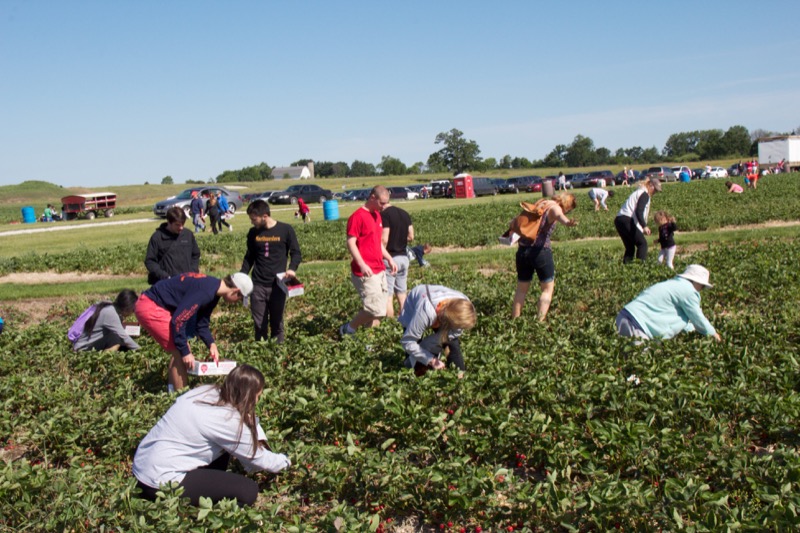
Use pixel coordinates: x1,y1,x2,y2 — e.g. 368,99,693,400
207,364,266,457
437,298,477,343
653,210,675,225
166,206,187,224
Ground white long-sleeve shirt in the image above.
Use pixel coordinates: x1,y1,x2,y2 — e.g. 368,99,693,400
133,385,290,488
398,284,469,366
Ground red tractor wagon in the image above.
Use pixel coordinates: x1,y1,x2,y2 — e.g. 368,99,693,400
60,192,117,220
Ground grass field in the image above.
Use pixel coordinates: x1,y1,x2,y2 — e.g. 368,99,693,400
1,171,798,531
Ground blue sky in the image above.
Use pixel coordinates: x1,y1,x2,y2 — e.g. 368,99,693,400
2,0,799,187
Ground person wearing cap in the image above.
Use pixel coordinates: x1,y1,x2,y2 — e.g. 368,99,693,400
614,177,661,263
241,199,301,343
190,191,206,233
135,272,254,392
616,264,721,342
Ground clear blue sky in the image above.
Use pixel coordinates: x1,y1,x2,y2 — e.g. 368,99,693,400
2,0,799,187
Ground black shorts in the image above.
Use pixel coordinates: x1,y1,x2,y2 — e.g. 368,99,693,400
516,246,555,283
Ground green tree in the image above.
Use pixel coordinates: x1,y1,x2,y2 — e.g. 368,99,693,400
641,146,660,163
499,155,512,169
350,160,376,177
695,129,725,159
427,128,482,175
378,155,408,176
542,144,567,167
722,125,751,156
564,135,597,167
161,176,173,185
482,157,498,169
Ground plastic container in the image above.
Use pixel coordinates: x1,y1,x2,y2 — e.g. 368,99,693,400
323,199,339,221
21,206,36,223
541,181,555,198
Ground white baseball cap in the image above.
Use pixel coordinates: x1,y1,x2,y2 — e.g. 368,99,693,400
231,272,254,306
678,264,713,288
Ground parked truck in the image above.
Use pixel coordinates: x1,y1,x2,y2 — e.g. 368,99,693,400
758,135,800,172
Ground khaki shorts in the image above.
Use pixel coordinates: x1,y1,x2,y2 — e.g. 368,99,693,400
351,271,387,317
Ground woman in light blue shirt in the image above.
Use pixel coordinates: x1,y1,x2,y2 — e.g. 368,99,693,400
616,264,722,342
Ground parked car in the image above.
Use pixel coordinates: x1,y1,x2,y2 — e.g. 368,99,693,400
248,191,280,203
671,166,693,180
525,177,554,193
565,173,589,188
728,164,741,177
472,177,498,196
341,188,371,202
388,186,419,200
430,180,454,198
500,176,539,194
703,167,729,179
692,168,705,180
269,184,333,205
586,170,615,188
614,170,642,185
153,186,244,218
644,166,678,182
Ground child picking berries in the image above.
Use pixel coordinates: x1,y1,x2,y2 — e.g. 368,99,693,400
653,210,677,269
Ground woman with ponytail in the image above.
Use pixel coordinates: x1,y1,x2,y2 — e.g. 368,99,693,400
71,289,140,352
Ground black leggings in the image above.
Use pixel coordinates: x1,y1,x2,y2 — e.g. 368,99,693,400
614,216,648,263
413,337,465,376
136,453,258,507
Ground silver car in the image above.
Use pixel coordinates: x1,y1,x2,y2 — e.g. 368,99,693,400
153,186,244,218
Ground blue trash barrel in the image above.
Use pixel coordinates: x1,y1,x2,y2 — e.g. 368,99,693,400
21,206,36,223
323,200,339,221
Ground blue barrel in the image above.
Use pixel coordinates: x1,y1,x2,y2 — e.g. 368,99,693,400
21,206,36,223
323,199,339,221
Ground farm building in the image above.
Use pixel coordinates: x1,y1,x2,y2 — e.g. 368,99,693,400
271,163,314,180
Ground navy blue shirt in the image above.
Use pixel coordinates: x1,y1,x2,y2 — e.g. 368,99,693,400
142,274,220,356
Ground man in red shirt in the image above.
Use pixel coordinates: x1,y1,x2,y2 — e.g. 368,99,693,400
340,186,397,336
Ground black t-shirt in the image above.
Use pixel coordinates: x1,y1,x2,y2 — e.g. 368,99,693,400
381,206,412,256
241,221,302,286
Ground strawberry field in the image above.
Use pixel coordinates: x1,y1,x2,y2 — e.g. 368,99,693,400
2,176,800,531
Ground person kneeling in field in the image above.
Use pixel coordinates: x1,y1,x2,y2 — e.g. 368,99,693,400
70,289,140,352
134,272,254,392
616,264,721,343
399,284,476,376
132,364,291,507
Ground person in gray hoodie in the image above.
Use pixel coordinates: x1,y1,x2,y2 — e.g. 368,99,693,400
72,289,140,352
398,284,476,376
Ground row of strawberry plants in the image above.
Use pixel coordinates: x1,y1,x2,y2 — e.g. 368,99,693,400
1,175,799,276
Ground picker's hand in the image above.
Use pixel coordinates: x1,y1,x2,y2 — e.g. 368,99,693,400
643,227,651,236
359,262,374,277
429,359,446,371
182,353,196,371
209,343,219,366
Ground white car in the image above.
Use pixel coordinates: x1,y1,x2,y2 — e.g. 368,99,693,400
671,166,692,179
703,167,729,179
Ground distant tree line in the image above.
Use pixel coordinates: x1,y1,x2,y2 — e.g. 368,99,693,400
195,124,796,184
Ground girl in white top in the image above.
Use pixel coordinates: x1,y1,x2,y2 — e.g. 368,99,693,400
133,365,290,506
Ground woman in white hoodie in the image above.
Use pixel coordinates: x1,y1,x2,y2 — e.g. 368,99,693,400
133,365,291,506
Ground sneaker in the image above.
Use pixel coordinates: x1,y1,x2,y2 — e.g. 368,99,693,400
338,323,354,338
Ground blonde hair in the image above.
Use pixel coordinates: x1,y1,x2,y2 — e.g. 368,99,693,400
654,210,675,225
553,192,576,213
437,298,476,342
